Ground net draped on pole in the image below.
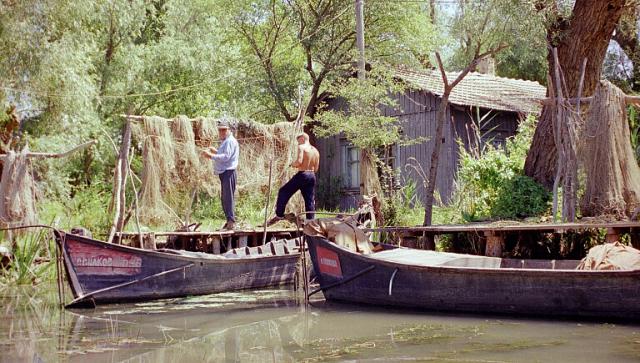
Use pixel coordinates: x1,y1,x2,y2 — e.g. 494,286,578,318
0,149,37,227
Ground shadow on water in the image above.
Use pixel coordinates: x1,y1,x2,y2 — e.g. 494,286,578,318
2,284,640,362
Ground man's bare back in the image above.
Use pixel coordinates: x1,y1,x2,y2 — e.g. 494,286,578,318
291,141,319,172
266,132,319,226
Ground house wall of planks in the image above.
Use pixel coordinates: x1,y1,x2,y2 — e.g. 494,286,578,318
316,89,521,210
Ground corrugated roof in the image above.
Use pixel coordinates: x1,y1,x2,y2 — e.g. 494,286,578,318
394,68,546,114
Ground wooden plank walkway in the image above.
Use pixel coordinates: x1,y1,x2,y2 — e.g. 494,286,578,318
116,221,640,257
117,227,300,238
365,221,640,257
365,221,640,233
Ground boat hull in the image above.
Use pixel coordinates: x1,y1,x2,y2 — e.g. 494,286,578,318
57,232,299,306
306,236,640,320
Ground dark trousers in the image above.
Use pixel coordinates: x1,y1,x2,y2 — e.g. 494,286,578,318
275,171,316,220
218,169,236,222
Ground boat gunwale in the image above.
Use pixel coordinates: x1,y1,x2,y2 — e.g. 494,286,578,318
308,235,640,277
60,231,301,265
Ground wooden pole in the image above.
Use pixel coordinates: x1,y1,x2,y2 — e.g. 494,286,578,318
116,118,132,233
107,116,131,244
106,157,122,244
355,0,366,81
127,149,143,248
262,158,274,245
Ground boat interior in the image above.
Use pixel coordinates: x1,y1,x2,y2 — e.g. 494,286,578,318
368,247,581,270
157,238,301,260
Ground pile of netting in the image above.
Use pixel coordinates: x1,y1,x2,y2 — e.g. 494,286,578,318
132,115,300,224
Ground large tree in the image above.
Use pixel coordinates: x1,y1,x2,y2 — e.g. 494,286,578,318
220,0,435,123
524,0,629,189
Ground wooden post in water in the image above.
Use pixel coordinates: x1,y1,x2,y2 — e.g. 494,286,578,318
484,231,504,257
107,116,132,244
143,232,156,250
238,236,248,248
212,236,221,254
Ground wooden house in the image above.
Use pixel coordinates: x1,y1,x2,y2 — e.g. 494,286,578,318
315,67,546,210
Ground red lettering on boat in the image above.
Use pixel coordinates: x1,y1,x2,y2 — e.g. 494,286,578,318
66,239,142,276
317,246,342,278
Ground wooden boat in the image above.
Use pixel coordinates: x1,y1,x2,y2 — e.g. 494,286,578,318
55,230,301,307
306,235,640,320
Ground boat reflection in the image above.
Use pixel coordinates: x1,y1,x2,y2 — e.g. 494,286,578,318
62,288,310,362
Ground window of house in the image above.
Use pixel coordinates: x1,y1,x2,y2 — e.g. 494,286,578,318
378,145,399,191
342,144,360,190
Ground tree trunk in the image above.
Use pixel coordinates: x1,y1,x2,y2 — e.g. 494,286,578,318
423,94,449,226
525,0,627,189
581,81,640,218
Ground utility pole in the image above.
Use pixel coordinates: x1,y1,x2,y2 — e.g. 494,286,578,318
355,0,366,80
355,0,375,199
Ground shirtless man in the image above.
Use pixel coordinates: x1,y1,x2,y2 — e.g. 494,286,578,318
266,132,319,225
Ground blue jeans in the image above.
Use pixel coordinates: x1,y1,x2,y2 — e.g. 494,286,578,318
218,169,236,222
275,171,316,220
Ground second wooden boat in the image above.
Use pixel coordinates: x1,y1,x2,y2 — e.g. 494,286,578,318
306,234,640,320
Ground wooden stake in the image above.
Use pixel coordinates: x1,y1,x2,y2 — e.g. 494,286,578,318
127,148,143,248
262,158,274,245
107,116,132,244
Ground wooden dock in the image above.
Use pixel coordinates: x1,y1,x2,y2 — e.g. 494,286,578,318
116,228,301,254
366,221,640,256
115,221,640,257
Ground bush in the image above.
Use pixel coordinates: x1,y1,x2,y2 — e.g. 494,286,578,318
455,144,517,220
383,180,423,226
492,175,551,219
39,182,112,237
451,114,549,221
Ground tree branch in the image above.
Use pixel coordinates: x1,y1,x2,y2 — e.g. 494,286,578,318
434,52,449,88
20,140,97,159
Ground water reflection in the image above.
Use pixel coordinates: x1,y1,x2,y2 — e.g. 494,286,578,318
2,284,640,362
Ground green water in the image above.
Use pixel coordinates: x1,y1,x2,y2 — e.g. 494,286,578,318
2,284,640,362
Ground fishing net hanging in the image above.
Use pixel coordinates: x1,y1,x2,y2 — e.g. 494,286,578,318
133,115,300,225
0,149,37,227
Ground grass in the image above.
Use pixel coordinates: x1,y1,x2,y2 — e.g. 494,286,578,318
0,228,56,286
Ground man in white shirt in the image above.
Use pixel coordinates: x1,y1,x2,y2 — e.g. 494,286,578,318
201,121,239,230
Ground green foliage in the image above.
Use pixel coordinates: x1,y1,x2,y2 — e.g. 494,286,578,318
218,0,439,122
628,106,640,162
447,0,547,83
383,180,423,226
492,175,551,218
452,115,549,221
315,67,407,150
0,230,55,286
39,183,113,238
191,190,274,229
455,144,518,220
